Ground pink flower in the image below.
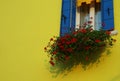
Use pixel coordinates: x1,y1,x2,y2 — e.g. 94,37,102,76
83,22,87,26
90,17,93,19
102,22,105,27
89,28,93,31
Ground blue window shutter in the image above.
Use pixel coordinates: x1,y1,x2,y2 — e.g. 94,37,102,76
101,0,114,30
60,0,76,36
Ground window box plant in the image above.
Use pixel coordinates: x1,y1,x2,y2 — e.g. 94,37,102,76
44,22,116,72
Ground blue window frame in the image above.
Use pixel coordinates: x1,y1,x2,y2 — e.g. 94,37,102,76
60,0,114,36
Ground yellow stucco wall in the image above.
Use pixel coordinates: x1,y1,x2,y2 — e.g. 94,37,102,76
0,0,120,81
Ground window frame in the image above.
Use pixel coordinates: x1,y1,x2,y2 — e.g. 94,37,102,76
76,1,100,30
60,0,115,36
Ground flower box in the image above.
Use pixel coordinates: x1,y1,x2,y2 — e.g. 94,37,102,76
44,22,116,72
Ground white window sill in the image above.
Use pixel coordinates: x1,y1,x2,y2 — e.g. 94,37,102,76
110,30,118,36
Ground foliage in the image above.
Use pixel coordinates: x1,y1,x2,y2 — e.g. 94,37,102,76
44,22,116,74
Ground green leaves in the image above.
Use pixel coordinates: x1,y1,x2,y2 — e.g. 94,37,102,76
44,24,115,73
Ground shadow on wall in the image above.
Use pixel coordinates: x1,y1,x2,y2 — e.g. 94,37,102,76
47,48,112,78
110,74,120,81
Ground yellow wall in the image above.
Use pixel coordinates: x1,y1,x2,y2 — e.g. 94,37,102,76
0,0,120,81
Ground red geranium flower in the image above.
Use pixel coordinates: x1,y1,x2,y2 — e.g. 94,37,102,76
67,48,73,52
57,42,61,46
113,39,116,42
44,47,47,50
50,38,54,41
106,31,111,35
85,56,89,61
66,41,71,45
52,51,57,55
95,39,101,43
65,34,71,38
49,61,55,66
73,31,77,35
79,29,87,33
85,46,91,50
65,56,70,60
71,38,77,43
51,57,53,60
59,45,64,49
51,44,55,48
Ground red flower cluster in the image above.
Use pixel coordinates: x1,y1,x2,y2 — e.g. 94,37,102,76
44,25,115,67
55,35,77,53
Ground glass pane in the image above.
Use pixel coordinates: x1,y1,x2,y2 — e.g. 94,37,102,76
95,2,101,30
80,3,90,27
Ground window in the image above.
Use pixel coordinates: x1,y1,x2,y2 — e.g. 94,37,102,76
79,3,90,27
60,0,114,36
76,1,101,30
95,2,101,30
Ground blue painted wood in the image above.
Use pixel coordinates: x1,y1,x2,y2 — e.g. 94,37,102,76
71,0,76,31
101,0,114,30
60,0,76,36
